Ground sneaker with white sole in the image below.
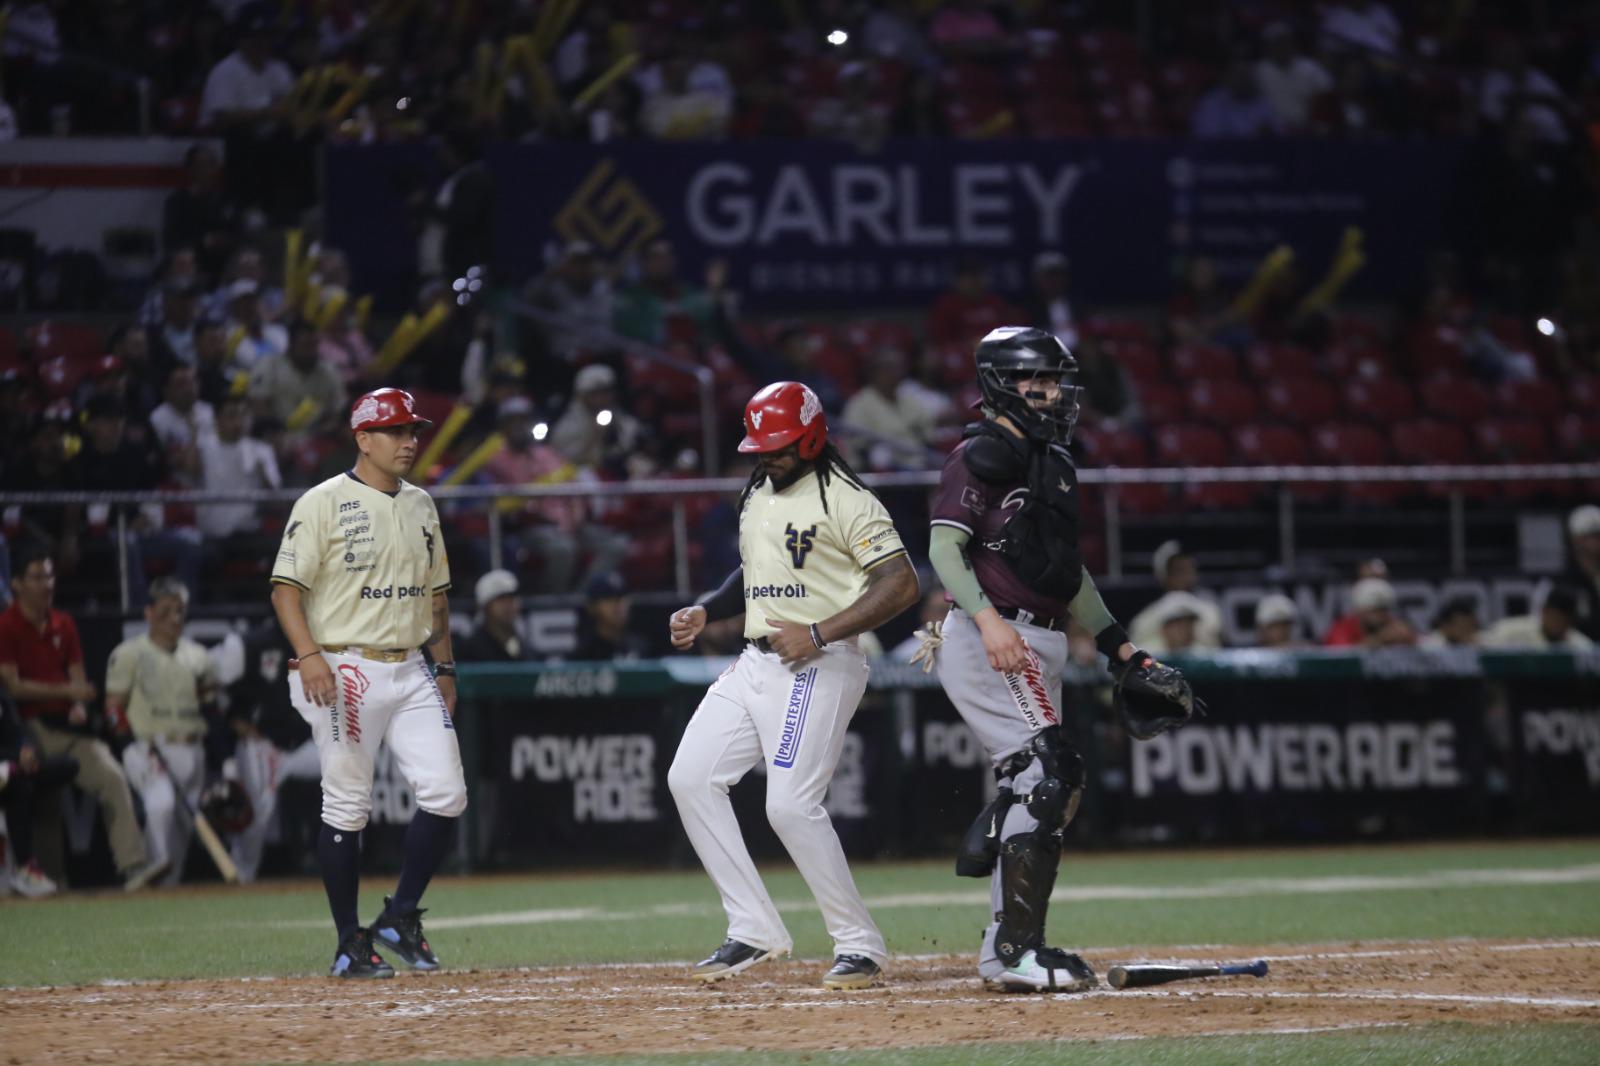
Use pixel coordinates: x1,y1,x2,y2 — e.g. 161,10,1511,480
691,939,783,983
10,859,58,898
821,954,882,990
986,948,1097,993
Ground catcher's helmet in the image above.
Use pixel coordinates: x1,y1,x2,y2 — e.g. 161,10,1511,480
350,387,433,433
974,326,1083,444
737,381,827,459
201,779,254,834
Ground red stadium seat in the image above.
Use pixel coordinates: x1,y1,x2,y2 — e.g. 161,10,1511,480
25,321,103,361
1101,339,1163,380
36,354,96,399
1137,381,1186,425
939,63,1007,105
1083,315,1153,344
1473,418,1551,463
842,320,917,355
1264,377,1340,423
1419,375,1490,421
1391,419,1471,464
1170,344,1237,379
1233,423,1309,466
1155,423,1229,466
1077,424,1148,467
1411,323,1467,377
1324,341,1392,379
1244,343,1318,379
1494,378,1564,419
1343,377,1416,421
1554,412,1600,459
1311,422,1406,505
1186,379,1261,424
1020,97,1092,136
1567,374,1600,414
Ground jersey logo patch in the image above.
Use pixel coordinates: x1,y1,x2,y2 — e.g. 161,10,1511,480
784,522,817,569
422,526,435,569
285,520,302,540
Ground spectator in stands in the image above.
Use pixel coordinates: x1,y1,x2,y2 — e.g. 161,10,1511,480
151,277,204,369
1482,585,1593,650
200,9,295,225
1,410,75,567
840,347,935,469
149,365,217,452
415,127,494,282
0,545,165,891
457,570,528,662
209,246,285,323
140,248,202,328
637,44,732,141
1309,53,1395,137
1023,251,1078,348
862,0,938,70
574,571,647,661
523,240,616,363
762,325,844,413
1322,577,1418,647
899,345,960,430
1420,596,1481,648
1140,593,1207,655
1564,505,1600,641
807,61,890,153
163,142,236,279
68,395,201,607
1253,593,1304,649
194,317,244,407
1319,1,1403,58
197,394,281,544
106,324,167,419
315,302,375,386
224,279,288,370
928,0,1011,59
1256,24,1331,131
1479,40,1573,145
549,363,648,476
1129,541,1224,650
614,240,725,346
1,690,76,896
249,319,343,438
1192,58,1282,138
926,257,1021,354
483,396,626,594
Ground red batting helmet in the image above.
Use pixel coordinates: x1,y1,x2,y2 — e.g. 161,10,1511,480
350,387,432,432
738,381,827,460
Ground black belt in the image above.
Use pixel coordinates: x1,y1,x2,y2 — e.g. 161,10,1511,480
995,606,1063,632
746,636,774,653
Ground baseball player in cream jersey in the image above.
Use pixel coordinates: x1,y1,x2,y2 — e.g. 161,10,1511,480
270,387,466,979
668,381,920,990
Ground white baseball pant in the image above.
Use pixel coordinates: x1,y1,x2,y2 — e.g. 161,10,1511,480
121,738,205,886
288,651,467,832
668,641,887,966
231,735,321,882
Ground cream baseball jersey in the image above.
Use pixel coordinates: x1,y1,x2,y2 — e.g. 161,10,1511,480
271,472,451,648
105,633,213,740
739,470,907,639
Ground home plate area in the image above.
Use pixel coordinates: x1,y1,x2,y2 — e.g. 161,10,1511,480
4,939,1597,1064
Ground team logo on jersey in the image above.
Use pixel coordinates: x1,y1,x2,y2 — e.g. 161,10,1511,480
422,526,435,569
1001,488,1029,510
772,667,818,770
784,522,817,568
285,520,302,540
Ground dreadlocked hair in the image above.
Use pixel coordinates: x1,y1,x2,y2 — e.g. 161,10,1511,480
737,442,880,516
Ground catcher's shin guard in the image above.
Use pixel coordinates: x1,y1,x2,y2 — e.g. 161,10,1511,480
956,787,1014,878
993,828,1063,967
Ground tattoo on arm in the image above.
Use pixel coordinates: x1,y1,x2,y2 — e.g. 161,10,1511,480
817,556,920,644
427,596,450,646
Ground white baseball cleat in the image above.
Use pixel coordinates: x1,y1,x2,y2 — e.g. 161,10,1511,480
985,948,1098,993
10,859,59,898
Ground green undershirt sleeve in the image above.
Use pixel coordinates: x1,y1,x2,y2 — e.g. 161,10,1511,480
1067,567,1117,635
928,523,992,618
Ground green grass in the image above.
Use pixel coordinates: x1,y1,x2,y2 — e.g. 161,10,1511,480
3,840,1598,988
260,1024,1600,1065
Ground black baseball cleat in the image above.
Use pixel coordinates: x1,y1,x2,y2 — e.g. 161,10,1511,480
371,896,440,971
821,954,882,990
691,939,781,983
330,928,395,979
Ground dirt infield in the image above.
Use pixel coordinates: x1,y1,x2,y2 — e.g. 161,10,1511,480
5,939,1598,1064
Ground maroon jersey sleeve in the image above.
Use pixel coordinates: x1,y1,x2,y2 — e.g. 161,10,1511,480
929,441,990,535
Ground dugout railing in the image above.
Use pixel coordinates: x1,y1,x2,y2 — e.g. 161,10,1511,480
4,462,1597,610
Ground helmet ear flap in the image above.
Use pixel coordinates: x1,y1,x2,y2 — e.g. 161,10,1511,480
796,422,826,460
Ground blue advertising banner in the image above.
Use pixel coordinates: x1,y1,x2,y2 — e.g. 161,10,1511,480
326,138,1465,313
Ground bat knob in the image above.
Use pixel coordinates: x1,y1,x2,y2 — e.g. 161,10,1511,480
1248,959,1269,978
1107,965,1129,990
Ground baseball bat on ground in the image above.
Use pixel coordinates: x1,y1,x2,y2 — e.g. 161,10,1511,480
1107,960,1268,989
149,742,240,884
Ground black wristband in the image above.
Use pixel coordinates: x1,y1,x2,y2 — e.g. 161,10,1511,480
433,662,457,678
1094,624,1130,663
809,623,825,650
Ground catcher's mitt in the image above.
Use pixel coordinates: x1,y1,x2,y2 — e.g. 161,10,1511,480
1110,651,1204,741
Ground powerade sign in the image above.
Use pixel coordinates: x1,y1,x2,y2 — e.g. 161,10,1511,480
325,139,1464,312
